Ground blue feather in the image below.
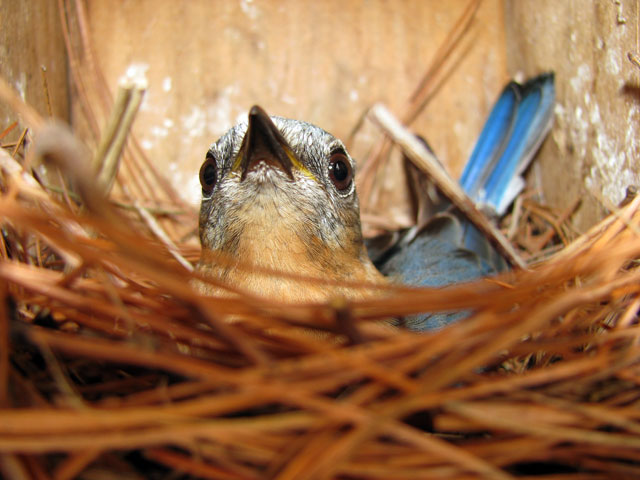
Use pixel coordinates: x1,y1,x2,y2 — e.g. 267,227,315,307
463,73,555,215
459,82,520,199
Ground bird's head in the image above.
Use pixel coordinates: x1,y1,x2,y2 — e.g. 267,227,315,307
197,106,383,300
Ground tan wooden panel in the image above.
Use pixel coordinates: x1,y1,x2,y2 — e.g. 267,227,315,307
505,0,640,232
81,0,507,206
0,0,69,132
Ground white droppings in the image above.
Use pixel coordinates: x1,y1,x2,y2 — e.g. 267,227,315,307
180,85,239,141
162,77,173,92
349,89,359,102
570,63,591,93
14,72,26,100
589,103,600,124
240,0,258,20
605,49,621,76
561,63,640,206
584,99,639,205
570,31,577,43
584,170,594,190
551,103,568,153
207,85,238,134
572,106,588,158
125,63,148,78
121,63,149,88
150,125,169,139
181,106,208,139
281,94,296,105
625,104,640,152
574,106,584,126
162,165,202,207
139,115,174,152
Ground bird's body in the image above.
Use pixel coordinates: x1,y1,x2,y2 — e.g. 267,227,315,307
197,73,555,327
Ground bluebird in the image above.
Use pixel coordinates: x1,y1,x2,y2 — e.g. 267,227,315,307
196,106,385,303
196,73,555,330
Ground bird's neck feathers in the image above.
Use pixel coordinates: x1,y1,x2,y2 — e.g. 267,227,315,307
197,203,385,303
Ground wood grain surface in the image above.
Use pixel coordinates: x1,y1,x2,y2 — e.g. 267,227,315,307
506,0,640,232
80,0,508,206
4,1,638,234
0,0,69,133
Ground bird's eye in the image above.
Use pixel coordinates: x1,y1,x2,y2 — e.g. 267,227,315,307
328,151,353,191
199,155,217,193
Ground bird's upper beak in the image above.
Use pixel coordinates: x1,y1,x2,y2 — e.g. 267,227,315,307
236,105,296,181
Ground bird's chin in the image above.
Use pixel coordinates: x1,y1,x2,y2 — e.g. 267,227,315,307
244,162,291,187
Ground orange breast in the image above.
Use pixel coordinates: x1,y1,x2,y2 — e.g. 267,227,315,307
197,233,386,304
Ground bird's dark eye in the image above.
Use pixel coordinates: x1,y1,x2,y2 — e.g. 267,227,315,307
328,151,353,191
199,155,217,193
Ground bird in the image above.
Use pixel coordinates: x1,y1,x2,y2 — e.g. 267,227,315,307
196,73,555,330
196,105,386,303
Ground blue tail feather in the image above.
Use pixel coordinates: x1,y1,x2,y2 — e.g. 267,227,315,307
459,82,520,199
460,73,555,216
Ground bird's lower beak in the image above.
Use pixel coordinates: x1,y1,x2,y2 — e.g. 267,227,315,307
237,105,295,181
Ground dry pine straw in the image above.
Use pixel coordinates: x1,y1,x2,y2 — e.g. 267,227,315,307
0,125,639,480
1,1,640,477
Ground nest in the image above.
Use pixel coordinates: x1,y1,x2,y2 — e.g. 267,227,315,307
2,2,640,479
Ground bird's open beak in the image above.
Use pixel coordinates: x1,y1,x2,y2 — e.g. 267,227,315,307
236,105,295,181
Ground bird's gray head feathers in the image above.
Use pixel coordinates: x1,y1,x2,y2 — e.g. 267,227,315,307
198,106,367,275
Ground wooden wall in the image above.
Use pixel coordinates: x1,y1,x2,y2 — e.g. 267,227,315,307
80,0,508,206
506,0,640,232
3,1,639,234
0,0,69,136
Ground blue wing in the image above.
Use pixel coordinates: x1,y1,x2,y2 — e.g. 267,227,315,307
367,73,555,331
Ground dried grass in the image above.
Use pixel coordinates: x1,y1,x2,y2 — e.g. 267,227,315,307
1,1,640,479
